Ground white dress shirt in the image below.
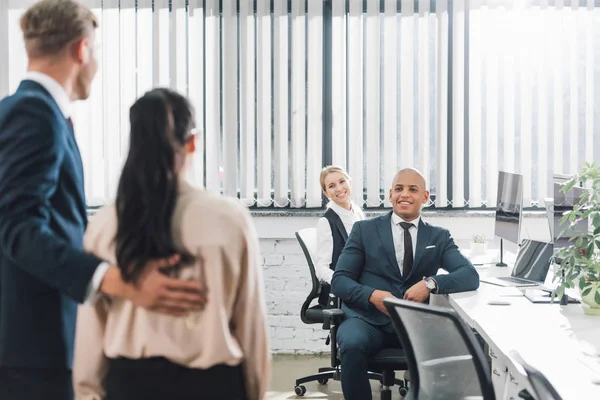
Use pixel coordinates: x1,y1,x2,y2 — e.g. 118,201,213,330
24,71,109,304
391,213,421,276
315,201,363,284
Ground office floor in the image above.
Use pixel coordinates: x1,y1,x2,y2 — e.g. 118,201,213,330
266,355,407,400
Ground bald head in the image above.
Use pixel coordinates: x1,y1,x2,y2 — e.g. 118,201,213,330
392,168,427,190
389,168,429,221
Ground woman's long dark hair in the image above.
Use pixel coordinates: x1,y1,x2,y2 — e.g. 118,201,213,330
114,88,195,283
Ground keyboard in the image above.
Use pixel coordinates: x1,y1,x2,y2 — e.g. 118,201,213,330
496,276,540,285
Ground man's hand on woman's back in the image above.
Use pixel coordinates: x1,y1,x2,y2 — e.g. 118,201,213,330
100,255,208,316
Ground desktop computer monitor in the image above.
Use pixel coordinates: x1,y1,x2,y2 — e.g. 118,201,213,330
494,171,523,266
494,171,523,245
553,182,588,251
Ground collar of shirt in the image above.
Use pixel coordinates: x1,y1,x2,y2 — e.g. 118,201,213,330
24,71,71,118
327,200,360,219
391,213,421,230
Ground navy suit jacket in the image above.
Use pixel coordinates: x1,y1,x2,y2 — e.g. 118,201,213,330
0,80,101,369
331,212,480,326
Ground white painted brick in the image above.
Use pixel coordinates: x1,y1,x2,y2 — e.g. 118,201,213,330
275,240,304,255
283,254,309,266
264,254,284,266
294,328,328,342
260,240,276,254
277,327,296,339
264,278,285,291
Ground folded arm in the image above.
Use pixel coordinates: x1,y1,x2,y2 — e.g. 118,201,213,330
432,231,480,294
330,223,375,311
0,101,100,303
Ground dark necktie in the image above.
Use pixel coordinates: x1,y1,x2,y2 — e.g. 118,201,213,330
399,222,414,277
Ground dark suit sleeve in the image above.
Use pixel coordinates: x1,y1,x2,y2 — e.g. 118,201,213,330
0,100,101,303
331,222,376,311
433,230,480,294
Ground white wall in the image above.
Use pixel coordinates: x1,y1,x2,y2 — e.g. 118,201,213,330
257,211,550,354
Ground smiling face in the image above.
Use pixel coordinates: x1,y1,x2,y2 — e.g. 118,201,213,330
389,169,430,221
323,171,352,209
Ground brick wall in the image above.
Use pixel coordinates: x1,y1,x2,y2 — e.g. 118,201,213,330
261,239,329,354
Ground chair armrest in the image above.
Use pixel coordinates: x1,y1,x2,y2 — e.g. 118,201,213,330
323,308,344,368
323,308,344,318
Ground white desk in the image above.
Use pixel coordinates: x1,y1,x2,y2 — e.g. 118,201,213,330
433,265,600,400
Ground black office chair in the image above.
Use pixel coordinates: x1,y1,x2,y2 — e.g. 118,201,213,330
384,298,496,400
509,351,564,400
293,228,338,393
294,228,409,399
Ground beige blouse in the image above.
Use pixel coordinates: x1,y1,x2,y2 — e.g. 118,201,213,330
73,181,270,400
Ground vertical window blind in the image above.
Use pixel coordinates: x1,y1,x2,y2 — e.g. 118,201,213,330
1,0,599,209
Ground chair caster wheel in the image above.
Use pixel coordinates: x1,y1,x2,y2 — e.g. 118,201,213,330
399,387,408,396
317,377,329,385
294,385,307,396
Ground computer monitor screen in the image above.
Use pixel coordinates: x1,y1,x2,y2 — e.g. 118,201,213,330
512,240,553,282
494,171,523,245
553,182,588,250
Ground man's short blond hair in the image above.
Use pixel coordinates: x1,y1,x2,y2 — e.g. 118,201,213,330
20,0,98,58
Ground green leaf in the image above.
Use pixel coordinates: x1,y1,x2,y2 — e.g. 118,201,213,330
579,279,587,290
583,287,593,297
595,290,600,305
562,180,576,193
587,242,595,259
593,213,600,228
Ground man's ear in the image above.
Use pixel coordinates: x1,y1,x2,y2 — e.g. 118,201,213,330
422,190,430,204
74,39,90,64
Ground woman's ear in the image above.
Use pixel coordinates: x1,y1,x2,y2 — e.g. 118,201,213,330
186,136,196,154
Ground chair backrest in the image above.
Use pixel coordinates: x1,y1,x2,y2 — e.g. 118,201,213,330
384,298,495,400
295,228,322,322
509,351,563,400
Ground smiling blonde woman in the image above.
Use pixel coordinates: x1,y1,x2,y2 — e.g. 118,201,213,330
314,166,365,307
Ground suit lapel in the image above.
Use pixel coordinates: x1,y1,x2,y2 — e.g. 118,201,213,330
334,216,348,240
410,219,431,279
377,212,401,274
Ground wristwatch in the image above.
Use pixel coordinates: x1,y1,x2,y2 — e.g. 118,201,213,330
424,277,437,292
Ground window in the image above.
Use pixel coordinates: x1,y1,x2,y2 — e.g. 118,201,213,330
1,0,599,209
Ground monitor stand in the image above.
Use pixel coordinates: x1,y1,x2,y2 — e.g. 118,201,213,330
496,238,508,267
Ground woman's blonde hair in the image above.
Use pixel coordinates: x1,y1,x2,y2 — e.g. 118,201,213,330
319,165,351,192
319,166,365,219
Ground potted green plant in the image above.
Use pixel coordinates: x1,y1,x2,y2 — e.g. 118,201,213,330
471,234,488,256
553,162,600,315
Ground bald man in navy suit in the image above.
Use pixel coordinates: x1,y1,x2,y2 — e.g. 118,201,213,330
332,168,480,400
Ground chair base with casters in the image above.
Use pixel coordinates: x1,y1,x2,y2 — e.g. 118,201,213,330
293,308,410,399
294,350,410,397
293,229,409,398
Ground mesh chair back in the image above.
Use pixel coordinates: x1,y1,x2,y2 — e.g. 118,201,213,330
296,228,318,287
385,298,495,400
509,351,563,400
295,229,323,323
